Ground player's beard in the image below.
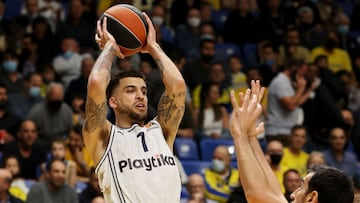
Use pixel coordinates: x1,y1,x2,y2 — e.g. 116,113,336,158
118,105,147,123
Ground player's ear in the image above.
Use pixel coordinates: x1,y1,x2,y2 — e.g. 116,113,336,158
306,191,318,203
108,97,117,108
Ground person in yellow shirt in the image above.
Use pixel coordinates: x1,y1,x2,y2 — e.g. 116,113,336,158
65,125,94,182
204,145,239,203
310,31,352,73
280,125,309,177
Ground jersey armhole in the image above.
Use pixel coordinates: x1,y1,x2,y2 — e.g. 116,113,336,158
95,124,115,173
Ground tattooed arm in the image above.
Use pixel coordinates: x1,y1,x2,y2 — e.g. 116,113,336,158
83,18,121,165
142,13,186,150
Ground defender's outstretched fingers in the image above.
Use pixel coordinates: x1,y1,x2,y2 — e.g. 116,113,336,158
230,91,239,109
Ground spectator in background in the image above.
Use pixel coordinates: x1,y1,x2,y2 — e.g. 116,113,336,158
180,173,217,203
323,126,358,185
79,167,102,203
169,0,201,28
265,140,288,193
193,82,230,140
280,125,309,177
0,83,20,141
310,31,352,74
0,50,23,94
334,13,358,56
3,155,29,201
340,108,360,160
266,59,314,146
282,169,302,203
336,70,360,113
182,38,216,93
16,0,40,34
52,38,87,89
204,145,239,203
26,83,72,147
65,125,93,183
18,33,38,76
8,72,44,120
0,169,24,203
26,159,79,203
49,138,76,188
258,42,281,87
0,1,12,53
55,0,96,51
306,151,327,171
175,8,202,54
228,55,247,95
64,56,94,105
278,26,310,66
222,0,257,47
2,120,47,180
37,0,64,32
150,3,174,45
316,0,342,30
296,6,324,49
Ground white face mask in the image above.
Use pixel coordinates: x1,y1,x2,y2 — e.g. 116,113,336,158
212,159,225,172
152,16,164,26
187,17,201,28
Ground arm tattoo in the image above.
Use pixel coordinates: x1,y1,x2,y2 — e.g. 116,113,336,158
154,59,164,80
93,44,115,73
158,92,186,124
84,97,108,133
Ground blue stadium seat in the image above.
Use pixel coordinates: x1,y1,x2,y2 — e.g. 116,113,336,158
215,42,241,59
181,186,189,198
211,9,230,33
174,138,200,160
241,43,258,67
200,138,235,161
76,181,88,194
181,160,211,176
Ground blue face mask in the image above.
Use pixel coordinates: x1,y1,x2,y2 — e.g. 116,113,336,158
338,25,349,34
28,86,41,98
3,60,17,72
212,159,225,173
263,59,274,67
63,50,74,60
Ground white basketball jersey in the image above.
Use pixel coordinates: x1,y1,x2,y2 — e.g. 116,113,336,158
95,120,181,203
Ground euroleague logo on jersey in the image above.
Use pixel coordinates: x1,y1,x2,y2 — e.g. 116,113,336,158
118,154,176,172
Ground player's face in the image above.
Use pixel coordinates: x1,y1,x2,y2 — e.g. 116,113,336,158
114,77,148,123
290,172,315,203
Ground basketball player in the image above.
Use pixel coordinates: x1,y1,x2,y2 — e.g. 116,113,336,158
83,13,186,202
229,80,354,203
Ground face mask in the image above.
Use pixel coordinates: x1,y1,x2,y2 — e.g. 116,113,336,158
325,39,337,50
28,86,41,98
212,159,225,173
337,25,349,34
47,100,62,112
201,54,214,63
152,16,164,27
3,61,17,72
63,50,74,60
270,154,283,165
187,17,201,28
263,59,274,67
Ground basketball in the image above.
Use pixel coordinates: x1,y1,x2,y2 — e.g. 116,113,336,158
100,4,148,56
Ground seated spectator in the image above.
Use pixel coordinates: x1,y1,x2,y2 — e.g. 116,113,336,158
310,31,352,74
306,151,326,171
180,174,217,203
0,50,23,94
49,138,76,188
0,168,24,203
2,120,47,180
8,73,44,120
323,126,358,184
65,125,93,183
3,155,28,201
0,83,20,142
282,169,302,202
228,55,247,93
26,82,73,148
26,159,78,203
265,140,288,193
280,125,309,177
79,167,102,203
193,82,230,140
204,145,239,203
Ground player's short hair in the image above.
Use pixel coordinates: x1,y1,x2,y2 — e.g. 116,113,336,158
106,69,145,100
307,166,354,203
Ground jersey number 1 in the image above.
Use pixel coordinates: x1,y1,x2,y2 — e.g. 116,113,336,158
137,132,148,152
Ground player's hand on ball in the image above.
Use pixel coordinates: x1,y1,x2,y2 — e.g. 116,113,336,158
95,17,124,58
140,12,157,54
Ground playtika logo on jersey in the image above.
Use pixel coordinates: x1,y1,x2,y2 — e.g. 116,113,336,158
118,154,176,172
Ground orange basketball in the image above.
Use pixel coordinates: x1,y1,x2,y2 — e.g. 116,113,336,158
100,4,148,56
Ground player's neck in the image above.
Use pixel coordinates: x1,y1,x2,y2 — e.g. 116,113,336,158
116,119,144,129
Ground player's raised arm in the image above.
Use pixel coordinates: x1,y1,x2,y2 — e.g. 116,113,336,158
230,81,287,203
83,18,121,165
141,13,186,149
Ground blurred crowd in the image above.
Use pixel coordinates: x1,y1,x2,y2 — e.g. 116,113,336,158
0,0,360,203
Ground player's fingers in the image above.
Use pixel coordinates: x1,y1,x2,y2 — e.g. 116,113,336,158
242,89,250,110
230,91,239,110
97,20,103,37
102,17,108,39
